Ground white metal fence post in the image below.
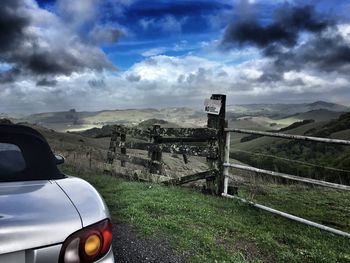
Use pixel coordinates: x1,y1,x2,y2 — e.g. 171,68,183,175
223,131,231,195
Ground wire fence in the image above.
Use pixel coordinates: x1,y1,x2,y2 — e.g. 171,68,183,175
230,149,350,174
222,129,350,237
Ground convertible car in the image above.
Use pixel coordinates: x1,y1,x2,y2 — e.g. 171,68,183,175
0,124,114,263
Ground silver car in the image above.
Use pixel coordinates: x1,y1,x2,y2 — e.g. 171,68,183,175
0,124,115,263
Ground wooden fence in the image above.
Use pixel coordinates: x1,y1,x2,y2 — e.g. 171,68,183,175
105,93,227,194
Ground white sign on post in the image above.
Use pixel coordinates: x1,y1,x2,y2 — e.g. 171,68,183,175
204,99,222,115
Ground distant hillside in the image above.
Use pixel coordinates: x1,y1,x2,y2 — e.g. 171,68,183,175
286,109,344,122
240,119,315,143
228,108,344,132
75,125,115,138
11,101,350,132
231,112,350,185
227,101,349,118
305,112,350,138
17,107,206,132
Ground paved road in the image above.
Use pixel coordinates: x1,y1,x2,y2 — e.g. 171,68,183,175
112,221,186,263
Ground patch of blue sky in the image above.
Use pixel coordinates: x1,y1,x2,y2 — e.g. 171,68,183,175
36,0,56,11
0,63,12,73
107,53,141,70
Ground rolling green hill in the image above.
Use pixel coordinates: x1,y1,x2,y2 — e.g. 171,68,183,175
9,101,349,132
231,113,350,185
227,101,349,118
17,107,206,132
283,109,344,122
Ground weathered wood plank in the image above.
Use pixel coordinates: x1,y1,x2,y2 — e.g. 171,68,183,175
124,142,218,158
157,128,218,137
112,126,218,139
125,142,152,150
163,170,218,186
113,125,150,138
154,144,218,158
155,137,216,143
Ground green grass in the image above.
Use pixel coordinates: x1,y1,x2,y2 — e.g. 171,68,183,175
237,184,350,233
64,168,350,263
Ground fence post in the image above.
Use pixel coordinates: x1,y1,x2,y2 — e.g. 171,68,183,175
207,94,226,195
149,124,163,174
223,122,230,195
120,127,126,167
106,127,118,164
89,149,92,169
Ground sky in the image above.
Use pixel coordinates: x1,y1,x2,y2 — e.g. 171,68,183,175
0,0,350,113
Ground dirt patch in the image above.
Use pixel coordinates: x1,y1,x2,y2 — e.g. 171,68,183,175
217,237,274,263
112,221,187,263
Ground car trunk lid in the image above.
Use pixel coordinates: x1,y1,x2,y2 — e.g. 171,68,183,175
0,180,82,254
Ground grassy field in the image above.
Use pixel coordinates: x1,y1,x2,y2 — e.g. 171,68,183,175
63,167,350,263
237,183,350,232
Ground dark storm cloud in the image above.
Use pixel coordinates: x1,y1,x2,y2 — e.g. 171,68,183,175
291,35,350,72
25,48,113,75
0,0,30,52
36,78,57,87
27,52,84,75
258,71,283,82
0,0,116,83
222,5,329,48
263,32,350,76
221,2,350,82
88,78,105,88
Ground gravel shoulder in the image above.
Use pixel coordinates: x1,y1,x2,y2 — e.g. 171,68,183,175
112,221,186,263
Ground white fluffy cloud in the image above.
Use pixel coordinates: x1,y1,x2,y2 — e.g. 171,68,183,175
139,15,186,33
57,0,100,27
2,52,349,113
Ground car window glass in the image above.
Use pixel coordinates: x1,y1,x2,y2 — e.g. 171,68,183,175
0,143,26,176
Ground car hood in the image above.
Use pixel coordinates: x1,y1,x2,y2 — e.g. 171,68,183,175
0,180,82,254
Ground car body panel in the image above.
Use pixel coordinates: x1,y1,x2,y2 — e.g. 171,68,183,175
26,244,61,263
0,245,114,263
55,176,111,227
0,251,25,263
0,180,82,254
96,247,115,263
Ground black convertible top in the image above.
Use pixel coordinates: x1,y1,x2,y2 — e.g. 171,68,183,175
0,124,64,182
